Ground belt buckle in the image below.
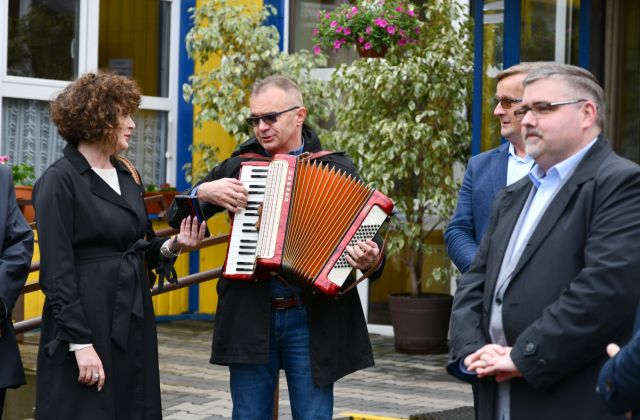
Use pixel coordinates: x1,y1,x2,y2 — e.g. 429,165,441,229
271,296,299,310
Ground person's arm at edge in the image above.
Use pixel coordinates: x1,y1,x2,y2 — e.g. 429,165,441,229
444,161,478,273
0,168,34,323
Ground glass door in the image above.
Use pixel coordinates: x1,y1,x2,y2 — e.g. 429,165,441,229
604,0,640,162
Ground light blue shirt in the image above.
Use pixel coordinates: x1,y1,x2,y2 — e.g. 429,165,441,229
510,137,598,262
507,143,534,186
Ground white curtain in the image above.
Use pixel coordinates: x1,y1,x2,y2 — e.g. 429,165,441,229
1,98,166,186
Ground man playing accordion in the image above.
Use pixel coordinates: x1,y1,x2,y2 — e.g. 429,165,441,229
169,75,386,419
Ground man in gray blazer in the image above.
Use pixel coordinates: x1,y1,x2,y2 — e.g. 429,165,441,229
0,164,34,417
448,63,640,419
445,63,540,273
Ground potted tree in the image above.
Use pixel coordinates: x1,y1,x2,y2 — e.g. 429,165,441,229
326,0,473,353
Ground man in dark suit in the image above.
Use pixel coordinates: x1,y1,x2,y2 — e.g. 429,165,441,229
597,308,640,418
0,164,34,417
448,63,640,419
445,63,540,273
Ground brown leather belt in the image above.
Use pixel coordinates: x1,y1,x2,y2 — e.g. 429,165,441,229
271,296,302,310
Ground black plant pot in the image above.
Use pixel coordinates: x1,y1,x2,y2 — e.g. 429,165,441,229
388,293,453,354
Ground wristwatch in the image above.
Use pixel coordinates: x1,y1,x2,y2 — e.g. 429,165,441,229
160,236,180,259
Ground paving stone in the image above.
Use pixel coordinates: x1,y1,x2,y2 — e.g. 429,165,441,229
16,320,472,419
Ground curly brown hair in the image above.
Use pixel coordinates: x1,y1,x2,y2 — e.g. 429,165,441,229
50,71,141,152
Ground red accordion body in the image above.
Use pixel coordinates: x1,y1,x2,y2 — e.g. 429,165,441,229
222,154,393,296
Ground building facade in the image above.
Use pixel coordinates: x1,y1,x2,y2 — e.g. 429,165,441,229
2,0,638,331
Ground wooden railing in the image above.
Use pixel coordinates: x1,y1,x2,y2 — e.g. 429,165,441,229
13,226,230,335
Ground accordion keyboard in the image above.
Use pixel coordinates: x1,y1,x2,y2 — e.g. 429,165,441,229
256,160,291,259
224,165,269,277
326,204,390,287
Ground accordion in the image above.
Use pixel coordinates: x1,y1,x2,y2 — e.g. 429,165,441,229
222,154,394,296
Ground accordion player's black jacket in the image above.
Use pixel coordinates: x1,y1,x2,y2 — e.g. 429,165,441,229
168,124,384,387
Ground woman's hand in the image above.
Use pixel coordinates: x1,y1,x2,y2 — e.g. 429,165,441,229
75,345,105,391
172,215,207,252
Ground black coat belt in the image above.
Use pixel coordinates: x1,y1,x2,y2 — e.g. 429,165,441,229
75,238,150,350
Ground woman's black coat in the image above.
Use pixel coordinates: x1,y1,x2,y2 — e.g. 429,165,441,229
33,144,167,419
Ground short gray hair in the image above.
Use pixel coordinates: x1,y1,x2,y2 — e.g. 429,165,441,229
496,61,548,83
251,75,303,106
523,63,604,128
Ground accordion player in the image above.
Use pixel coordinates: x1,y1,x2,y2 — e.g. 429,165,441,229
222,153,394,297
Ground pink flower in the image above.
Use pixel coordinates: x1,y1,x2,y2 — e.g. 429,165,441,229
365,26,373,34
351,6,358,14
313,45,322,55
330,20,338,28
374,18,388,28
336,26,343,33
0,155,9,165
364,42,372,50
312,28,319,36
333,40,342,50
395,6,403,12
415,27,420,34
407,10,415,17
343,27,351,35
387,25,397,35
316,11,322,18
358,36,365,44
325,12,331,19
398,38,408,46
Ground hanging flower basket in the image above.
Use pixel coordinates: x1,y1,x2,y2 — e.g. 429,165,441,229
356,43,388,58
312,0,420,56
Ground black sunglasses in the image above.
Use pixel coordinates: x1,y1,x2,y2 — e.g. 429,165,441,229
493,96,523,109
245,106,300,127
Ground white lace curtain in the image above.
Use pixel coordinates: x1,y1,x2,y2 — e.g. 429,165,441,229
1,98,166,187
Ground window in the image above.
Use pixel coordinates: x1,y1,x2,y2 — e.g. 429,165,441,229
0,0,179,187
7,0,79,80
289,0,359,67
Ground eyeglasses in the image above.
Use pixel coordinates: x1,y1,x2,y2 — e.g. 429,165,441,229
245,106,300,127
493,96,523,109
513,99,587,118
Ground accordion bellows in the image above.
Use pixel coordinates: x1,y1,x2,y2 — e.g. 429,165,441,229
223,154,394,296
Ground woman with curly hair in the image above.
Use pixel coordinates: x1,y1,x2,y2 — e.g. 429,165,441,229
33,71,206,419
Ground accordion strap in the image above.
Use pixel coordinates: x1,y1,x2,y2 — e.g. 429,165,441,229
237,150,337,161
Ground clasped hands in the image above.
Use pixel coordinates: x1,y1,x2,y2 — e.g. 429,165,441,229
464,344,522,382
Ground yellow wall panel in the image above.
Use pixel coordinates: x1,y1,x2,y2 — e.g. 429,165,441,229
98,0,159,96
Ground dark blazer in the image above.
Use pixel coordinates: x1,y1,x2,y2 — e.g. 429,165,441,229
448,136,640,420
445,142,509,273
0,165,33,390
597,308,640,418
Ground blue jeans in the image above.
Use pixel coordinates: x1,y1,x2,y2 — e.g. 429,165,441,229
229,306,333,420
